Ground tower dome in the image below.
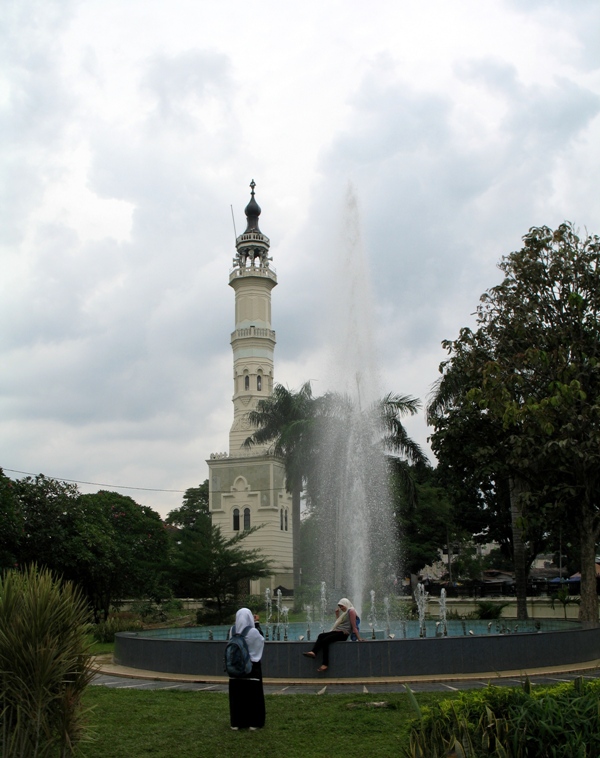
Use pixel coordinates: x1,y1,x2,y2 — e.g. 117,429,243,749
244,179,262,233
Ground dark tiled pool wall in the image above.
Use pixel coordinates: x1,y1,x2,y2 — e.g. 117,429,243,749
115,624,600,678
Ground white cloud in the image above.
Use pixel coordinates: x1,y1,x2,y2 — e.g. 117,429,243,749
2,0,600,515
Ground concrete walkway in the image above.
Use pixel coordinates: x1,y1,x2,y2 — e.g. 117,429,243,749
93,655,600,694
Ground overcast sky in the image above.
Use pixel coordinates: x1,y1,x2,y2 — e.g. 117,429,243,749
2,0,600,517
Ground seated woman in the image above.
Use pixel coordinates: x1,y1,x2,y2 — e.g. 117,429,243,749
302,597,363,672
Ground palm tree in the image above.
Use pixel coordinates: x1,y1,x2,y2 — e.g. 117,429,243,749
378,392,429,505
244,382,317,590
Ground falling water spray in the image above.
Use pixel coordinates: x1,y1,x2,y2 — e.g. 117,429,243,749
313,185,397,616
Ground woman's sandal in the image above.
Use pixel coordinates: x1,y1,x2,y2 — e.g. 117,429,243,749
302,651,316,658
317,665,328,672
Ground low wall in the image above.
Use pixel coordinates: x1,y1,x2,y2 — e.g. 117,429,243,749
115,624,600,679
427,598,585,620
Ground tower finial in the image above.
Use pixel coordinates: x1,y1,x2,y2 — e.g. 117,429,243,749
244,179,262,233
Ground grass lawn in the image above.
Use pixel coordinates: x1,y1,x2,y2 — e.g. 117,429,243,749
89,640,114,656
83,687,455,757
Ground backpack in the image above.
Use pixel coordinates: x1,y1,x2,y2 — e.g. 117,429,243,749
224,625,253,677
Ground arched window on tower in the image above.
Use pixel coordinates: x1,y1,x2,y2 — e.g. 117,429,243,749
243,507,251,530
257,375,262,391
244,375,250,391
233,508,240,531
280,509,283,530
285,509,288,531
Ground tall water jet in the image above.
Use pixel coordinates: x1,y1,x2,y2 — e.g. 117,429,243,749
265,587,272,640
416,582,429,637
310,185,397,615
439,588,448,636
319,582,327,631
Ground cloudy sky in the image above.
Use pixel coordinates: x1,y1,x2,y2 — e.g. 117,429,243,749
2,0,600,517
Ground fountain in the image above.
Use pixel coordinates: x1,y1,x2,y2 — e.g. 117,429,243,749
368,589,378,639
114,613,596,679
319,581,327,632
275,589,282,640
383,596,392,638
281,605,289,641
438,588,448,636
307,186,396,616
305,604,312,641
415,583,429,637
113,187,600,679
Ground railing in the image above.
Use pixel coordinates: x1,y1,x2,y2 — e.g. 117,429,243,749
209,449,279,460
229,264,277,280
235,231,271,246
231,328,276,340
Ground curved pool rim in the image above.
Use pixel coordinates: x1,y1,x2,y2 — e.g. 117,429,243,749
114,621,600,679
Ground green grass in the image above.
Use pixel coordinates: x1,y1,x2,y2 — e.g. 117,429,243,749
82,688,454,757
89,639,115,656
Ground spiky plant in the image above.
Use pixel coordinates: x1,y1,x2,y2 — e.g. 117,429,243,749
0,565,96,757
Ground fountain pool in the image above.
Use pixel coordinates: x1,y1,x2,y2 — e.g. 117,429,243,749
114,619,600,679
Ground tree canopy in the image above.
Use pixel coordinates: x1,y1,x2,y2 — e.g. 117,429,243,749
1,473,170,621
429,222,600,620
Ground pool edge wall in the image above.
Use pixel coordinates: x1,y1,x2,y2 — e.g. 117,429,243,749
114,624,600,679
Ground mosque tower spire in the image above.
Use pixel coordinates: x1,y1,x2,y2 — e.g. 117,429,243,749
228,180,277,451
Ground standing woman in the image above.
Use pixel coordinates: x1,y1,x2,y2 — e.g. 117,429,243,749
228,607,265,730
302,597,363,672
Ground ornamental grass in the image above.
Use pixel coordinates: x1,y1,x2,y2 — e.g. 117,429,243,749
0,565,96,757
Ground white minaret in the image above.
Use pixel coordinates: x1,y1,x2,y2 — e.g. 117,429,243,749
207,182,294,594
228,180,277,452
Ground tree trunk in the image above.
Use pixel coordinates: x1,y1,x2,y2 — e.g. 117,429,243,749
509,477,528,621
292,481,301,592
578,505,599,623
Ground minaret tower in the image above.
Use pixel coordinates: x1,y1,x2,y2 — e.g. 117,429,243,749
207,182,294,594
228,180,277,452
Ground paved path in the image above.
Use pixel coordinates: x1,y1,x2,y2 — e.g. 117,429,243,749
92,657,600,694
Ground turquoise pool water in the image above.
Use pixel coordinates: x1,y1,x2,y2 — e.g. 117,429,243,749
138,617,578,641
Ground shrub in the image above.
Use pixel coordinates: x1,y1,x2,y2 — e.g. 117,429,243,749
0,565,96,757
92,616,144,643
474,600,509,619
196,599,236,626
128,597,185,624
405,677,600,757
242,594,265,615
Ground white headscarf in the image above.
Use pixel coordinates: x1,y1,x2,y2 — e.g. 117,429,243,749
233,607,264,662
331,597,354,631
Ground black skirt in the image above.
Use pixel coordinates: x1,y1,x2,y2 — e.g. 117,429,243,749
228,660,265,729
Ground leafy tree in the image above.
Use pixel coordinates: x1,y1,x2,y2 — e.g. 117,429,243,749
8,475,170,621
428,360,548,617
392,463,454,577
429,223,600,621
76,491,170,620
0,469,21,569
12,474,82,576
165,480,210,530
169,522,271,623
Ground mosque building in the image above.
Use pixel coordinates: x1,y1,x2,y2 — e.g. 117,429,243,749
207,182,294,594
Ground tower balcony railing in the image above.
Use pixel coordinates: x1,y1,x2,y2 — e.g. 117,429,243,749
229,264,277,281
231,327,276,340
209,449,279,460
235,231,271,247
